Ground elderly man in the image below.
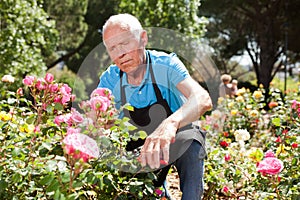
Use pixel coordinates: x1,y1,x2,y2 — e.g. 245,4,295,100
98,13,212,199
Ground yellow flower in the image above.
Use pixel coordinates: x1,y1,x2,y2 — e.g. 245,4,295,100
25,124,35,133
236,88,246,96
231,109,238,116
19,126,25,132
228,102,235,108
249,110,259,117
276,144,286,155
253,91,263,99
218,97,224,105
248,148,264,162
0,111,12,121
236,96,244,102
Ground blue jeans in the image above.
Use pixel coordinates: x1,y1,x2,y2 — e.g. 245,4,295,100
174,140,205,200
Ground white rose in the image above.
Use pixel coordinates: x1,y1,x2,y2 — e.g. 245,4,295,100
234,129,250,141
1,75,15,83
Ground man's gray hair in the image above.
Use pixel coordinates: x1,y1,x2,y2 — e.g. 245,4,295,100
102,13,144,43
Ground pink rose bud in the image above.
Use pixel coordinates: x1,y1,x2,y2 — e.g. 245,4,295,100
23,75,35,86
224,154,231,161
154,188,163,196
36,78,46,90
45,73,54,83
16,88,23,96
222,186,229,193
91,87,112,98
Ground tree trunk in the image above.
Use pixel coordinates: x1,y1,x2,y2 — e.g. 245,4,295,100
256,6,279,89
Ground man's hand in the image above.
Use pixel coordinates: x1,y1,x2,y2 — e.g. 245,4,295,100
139,120,178,169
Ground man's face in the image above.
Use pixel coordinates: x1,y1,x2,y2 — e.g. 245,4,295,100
103,25,147,73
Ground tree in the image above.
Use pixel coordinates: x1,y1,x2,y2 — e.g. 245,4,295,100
199,0,300,90
0,0,58,88
44,0,211,97
42,0,89,68
118,0,206,37
43,0,119,97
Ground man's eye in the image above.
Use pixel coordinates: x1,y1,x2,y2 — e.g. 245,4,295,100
122,42,129,46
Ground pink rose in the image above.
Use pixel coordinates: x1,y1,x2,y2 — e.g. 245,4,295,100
91,88,112,99
36,78,46,90
257,150,284,175
264,150,275,158
23,75,35,86
54,113,72,126
54,96,61,103
54,115,65,126
64,144,75,155
49,83,58,93
60,84,72,95
70,108,84,124
291,100,299,109
45,73,54,83
66,127,81,135
90,96,111,112
62,133,100,162
61,94,71,104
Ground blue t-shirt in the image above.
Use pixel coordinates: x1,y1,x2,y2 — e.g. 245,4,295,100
98,50,190,113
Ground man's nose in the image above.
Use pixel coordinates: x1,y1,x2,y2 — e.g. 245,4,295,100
115,45,126,58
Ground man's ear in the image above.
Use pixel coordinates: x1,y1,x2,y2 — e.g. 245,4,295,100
140,30,148,47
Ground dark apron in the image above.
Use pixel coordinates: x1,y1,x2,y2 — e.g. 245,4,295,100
120,52,172,187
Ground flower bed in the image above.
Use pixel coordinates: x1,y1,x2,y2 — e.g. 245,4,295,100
0,74,299,199
201,86,300,199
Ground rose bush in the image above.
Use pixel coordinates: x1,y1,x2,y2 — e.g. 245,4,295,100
201,85,300,199
1,72,299,199
0,73,159,199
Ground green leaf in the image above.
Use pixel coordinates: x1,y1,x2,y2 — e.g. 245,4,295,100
39,174,55,185
42,142,52,150
138,131,147,139
12,147,21,157
57,161,67,172
54,103,64,111
12,173,21,183
129,181,144,186
0,180,8,192
46,179,60,193
45,160,57,172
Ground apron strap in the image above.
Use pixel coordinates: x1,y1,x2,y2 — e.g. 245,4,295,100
120,51,164,105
